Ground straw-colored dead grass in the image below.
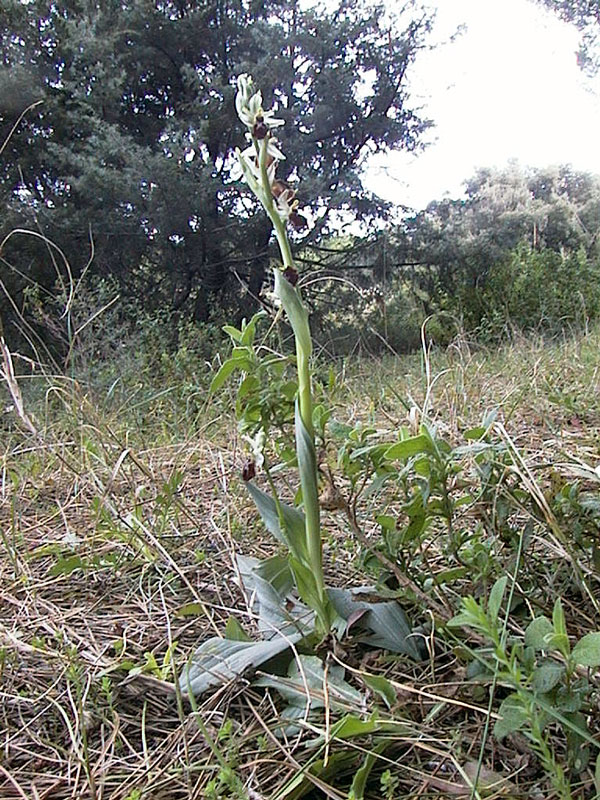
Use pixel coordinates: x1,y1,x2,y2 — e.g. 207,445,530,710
2,330,600,798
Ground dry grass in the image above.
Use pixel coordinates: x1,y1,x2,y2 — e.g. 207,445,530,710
1,328,600,799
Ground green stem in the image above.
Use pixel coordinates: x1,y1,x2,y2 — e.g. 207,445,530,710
256,139,313,435
255,135,329,630
257,138,295,270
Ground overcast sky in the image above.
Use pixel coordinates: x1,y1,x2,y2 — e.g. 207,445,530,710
364,0,600,210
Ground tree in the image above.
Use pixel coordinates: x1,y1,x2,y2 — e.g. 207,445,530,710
0,0,434,354
390,163,600,323
535,1,600,72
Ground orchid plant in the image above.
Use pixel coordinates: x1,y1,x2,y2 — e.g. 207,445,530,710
235,73,334,633
180,76,420,698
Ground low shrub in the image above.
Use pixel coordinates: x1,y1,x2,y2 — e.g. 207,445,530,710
475,244,600,339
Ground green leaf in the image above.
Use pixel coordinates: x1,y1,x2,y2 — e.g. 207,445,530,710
236,373,259,402
294,400,320,544
175,602,205,618
328,587,423,659
210,357,246,393
384,434,431,460
224,616,251,642
555,686,585,713
434,567,468,585
595,751,600,796
49,555,85,576
376,514,396,531
487,576,508,621
552,598,570,657
231,345,252,360
349,443,388,462
328,713,410,741
571,632,600,667
254,654,361,710
239,310,266,346
421,423,451,455
448,610,476,629
453,494,473,508
448,596,488,634
273,752,355,800
328,419,353,439
275,269,311,357
240,553,294,597
413,456,430,477
289,556,330,623
246,482,308,562
348,745,386,800
401,513,428,543
524,616,554,650
361,673,396,709
281,380,298,401
363,472,392,498
237,554,312,638
179,634,302,696
494,694,528,740
222,324,243,342
532,660,564,693
552,597,567,636
331,714,380,740
464,425,486,440
565,711,590,773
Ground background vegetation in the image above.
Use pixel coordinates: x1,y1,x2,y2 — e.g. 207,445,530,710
2,1,600,360
2,1,600,798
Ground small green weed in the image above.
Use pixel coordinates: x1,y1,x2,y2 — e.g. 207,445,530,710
450,578,600,799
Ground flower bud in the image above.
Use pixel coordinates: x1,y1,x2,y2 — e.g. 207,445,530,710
282,266,299,286
242,460,256,481
289,211,308,231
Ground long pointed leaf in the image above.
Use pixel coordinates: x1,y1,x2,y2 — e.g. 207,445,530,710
246,482,308,561
349,744,387,800
295,400,320,554
237,555,313,638
274,269,311,357
328,587,424,659
254,654,361,710
210,357,248,393
289,556,330,628
238,553,294,596
180,634,302,696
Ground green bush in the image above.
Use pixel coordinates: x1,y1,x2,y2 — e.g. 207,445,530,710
309,276,424,355
16,272,228,432
461,245,600,340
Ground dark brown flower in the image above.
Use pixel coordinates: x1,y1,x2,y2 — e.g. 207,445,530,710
289,211,308,231
252,116,269,139
282,266,299,286
242,460,256,481
271,179,293,200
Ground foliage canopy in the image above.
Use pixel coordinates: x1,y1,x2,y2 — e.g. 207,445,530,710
0,0,433,351
535,0,600,71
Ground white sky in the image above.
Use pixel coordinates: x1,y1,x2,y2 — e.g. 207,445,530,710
364,0,600,210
